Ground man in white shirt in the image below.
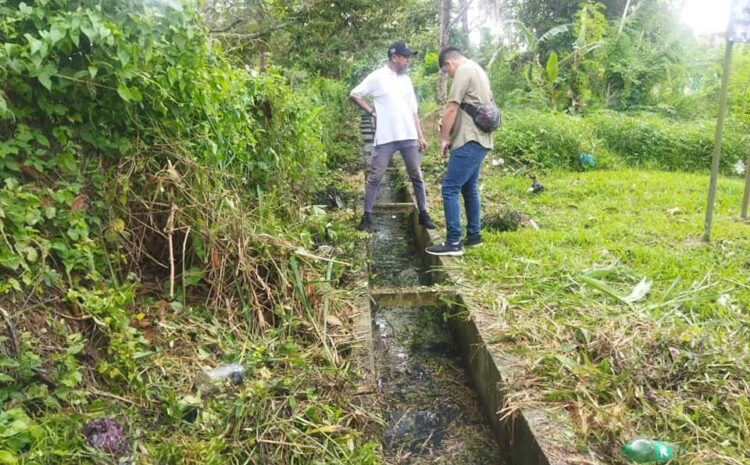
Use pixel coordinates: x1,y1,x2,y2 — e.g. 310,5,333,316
349,41,435,231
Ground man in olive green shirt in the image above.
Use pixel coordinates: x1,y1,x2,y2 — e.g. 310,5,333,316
427,47,494,256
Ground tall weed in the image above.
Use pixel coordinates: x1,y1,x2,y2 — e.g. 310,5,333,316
591,112,748,172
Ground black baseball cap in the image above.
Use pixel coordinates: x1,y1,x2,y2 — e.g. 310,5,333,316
388,41,415,58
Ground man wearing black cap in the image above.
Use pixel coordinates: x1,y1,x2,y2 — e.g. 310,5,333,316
349,41,435,231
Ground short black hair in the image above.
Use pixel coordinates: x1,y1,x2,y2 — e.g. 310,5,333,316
438,47,463,68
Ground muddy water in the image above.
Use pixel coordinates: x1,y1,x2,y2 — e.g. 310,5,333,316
368,210,428,288
363,114,503,465
372,304,503,464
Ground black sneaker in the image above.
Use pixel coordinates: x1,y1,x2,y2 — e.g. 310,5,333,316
425,242,463,256
464,234,483,247
419,211,436,229
356,213,372,231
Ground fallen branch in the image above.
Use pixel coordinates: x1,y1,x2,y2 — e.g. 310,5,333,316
166,202,177,299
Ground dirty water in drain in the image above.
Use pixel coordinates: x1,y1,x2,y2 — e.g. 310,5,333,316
372,304,504,464
369,210,429,288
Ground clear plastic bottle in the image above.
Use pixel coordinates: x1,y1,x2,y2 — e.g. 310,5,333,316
621,439,677,463
203,363,245,385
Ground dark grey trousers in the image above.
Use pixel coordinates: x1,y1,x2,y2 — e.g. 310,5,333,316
364,139,428,213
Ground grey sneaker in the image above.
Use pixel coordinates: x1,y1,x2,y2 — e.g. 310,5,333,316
464,234,483,247
419,211,436,229
425,242,463,256
356,213,372,231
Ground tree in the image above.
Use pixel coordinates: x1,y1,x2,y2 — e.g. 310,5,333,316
438,0,452,101
204,0,415,77
600,0,688,109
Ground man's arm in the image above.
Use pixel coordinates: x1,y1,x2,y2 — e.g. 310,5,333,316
349,95,375,116
413,113,427,152
439,102,459,156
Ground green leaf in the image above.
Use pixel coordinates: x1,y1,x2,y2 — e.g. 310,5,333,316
34,133,49,147
117,85,141,103
49,24,66,45
129,86,142,102
18,2,32,15
19,246,38,263
80,22,97,42
167,67,178,85
0,450,18,465
0,94,8,118
117,85,132,102
183,267,204,286
68,28,80,47
88,66,98,78
546,52,559,85
37,63,56,91
24,33,42,55
0,418,30,439
117,47,130,67
0,253,22,271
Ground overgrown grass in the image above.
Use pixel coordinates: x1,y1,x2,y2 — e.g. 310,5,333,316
461,169,750,464
492,110,749,172
0,2,381,463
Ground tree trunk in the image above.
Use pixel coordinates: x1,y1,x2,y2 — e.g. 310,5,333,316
438,0,452,103
618,0,633,36
459,0,469,49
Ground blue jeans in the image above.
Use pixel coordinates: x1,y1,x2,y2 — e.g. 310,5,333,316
442,141,488,244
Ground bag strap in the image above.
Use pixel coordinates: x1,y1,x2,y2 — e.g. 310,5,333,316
459,102,479,119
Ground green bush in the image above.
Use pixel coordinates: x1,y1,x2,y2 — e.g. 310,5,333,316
591,112,748,172
493,110,612,170
492,109,748,173
296,75,360,169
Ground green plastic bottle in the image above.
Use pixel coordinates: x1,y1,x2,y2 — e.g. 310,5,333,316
621,439,676,463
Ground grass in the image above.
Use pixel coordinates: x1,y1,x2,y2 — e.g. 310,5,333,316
0,174,384,465
446,168,750,464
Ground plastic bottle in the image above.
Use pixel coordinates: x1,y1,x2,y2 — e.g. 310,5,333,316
621,439,677,463
579,153,596,167
204,363,245,385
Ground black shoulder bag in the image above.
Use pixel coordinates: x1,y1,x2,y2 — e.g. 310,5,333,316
460,101,501,133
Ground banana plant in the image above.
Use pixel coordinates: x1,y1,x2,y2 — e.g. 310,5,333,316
488,20,570,84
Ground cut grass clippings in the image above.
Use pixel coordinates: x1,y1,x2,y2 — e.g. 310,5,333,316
456,168,750,465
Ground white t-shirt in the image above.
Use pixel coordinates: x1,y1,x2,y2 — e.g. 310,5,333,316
350,66,418,146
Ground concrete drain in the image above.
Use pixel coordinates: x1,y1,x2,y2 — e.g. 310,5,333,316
360,111,504,463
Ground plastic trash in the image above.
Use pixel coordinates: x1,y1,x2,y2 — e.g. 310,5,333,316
528,181,544,194
84,417,131,457
579,153,596,167
204,362,245,385
621,439,677,463
734,159,746,175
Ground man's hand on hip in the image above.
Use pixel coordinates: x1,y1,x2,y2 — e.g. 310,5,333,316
440,139,451,157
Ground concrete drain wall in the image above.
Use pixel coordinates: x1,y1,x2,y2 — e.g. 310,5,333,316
358,113,591,465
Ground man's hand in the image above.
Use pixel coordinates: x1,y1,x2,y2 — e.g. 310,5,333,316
418,137,428,153
440,139,451,157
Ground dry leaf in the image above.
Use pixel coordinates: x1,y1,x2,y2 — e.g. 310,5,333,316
70,194,89,211
325,314,343,327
